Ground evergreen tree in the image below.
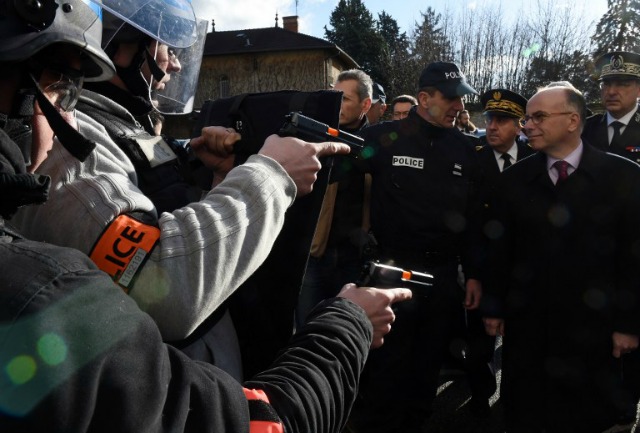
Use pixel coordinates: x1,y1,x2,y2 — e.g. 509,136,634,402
411,8,453,71
405,7,454,95
591,0,640,58
324,0,385,77
375,11,413,97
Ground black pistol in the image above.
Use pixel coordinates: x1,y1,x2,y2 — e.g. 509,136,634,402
358,261,434,297
278,112,364,156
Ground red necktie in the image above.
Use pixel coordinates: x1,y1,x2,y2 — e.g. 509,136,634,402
553,160,569,184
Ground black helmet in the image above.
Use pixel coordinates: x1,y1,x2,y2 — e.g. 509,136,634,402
0,0,115,82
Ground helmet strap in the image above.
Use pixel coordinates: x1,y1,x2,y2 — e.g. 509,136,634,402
144,48,167,83
33,83,96,161
114,39,165,102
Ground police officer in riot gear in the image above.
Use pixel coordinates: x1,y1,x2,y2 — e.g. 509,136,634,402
8,0,357,385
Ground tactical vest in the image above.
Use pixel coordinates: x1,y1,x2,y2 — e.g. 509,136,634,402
76,98,202,215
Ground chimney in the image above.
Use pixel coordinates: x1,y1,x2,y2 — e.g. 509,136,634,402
282,15,298,33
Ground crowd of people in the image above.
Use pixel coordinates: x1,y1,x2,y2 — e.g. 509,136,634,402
1,1,639,432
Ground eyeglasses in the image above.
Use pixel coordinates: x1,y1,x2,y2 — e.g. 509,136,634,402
523,111,574,125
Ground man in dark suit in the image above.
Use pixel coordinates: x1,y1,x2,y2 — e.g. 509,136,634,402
477,88,535,205
458,88,535,417
582,50,640,410
483,84,640,432
582,51,640,164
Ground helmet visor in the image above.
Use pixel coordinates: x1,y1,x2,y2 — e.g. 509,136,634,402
150,18,207,114
100,0,198,49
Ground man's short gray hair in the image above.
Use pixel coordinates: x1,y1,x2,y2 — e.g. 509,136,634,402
336,69,373,102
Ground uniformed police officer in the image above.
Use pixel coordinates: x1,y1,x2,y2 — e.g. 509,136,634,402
478,88,534,206
582,51,640,163
348,61,485,433
582,50,640,417
463,88,535,417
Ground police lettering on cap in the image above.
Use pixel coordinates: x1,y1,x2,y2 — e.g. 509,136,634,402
372,82,386,104
418,61,478,97
481,88,527,119
595,51,640,81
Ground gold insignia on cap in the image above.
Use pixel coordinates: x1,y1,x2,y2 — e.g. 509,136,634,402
484,100,525,118
492,91,502,101
601,53,640,77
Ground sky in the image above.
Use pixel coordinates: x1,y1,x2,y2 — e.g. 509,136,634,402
190,0,609,39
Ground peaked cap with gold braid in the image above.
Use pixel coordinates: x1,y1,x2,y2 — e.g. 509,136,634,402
595,51,640,81
480,88,527,119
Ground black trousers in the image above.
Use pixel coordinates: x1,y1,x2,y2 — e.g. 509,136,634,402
349,263,462,433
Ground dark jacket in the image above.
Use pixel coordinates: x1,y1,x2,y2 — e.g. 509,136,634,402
582,107,640,164
0,223,372,433
476,140,535,211
484,144,640,431
359,110,484,278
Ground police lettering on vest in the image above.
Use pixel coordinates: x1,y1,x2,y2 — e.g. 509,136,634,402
392,156,424,169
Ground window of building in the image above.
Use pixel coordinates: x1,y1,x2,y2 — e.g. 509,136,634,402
219,75,230,98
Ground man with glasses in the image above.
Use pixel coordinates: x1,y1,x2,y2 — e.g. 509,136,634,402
582,51,640,163
482,83,640,432
390,94,417,120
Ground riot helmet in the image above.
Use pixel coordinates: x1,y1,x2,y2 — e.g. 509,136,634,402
100,0,207,115
0,0,116,165
0,0,115,82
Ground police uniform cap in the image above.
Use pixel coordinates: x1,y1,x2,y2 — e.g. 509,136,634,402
595,51,640,81
481,88,527,119
419,61,478,97
372,82,386,104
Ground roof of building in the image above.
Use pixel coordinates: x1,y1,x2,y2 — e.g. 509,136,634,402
202,26,359,68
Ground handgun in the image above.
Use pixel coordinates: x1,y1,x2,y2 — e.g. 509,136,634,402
278,111,364,156
357,261,434,297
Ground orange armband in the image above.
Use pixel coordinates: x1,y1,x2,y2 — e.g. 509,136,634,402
89,214,160,292
243,388,284,433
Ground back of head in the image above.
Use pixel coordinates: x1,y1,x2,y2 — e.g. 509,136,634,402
0,0,114,81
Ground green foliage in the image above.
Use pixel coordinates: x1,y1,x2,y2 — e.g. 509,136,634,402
324,0,385,77
592,0,640,58
323,0,634,106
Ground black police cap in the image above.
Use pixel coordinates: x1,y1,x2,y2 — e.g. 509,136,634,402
418,61,478,97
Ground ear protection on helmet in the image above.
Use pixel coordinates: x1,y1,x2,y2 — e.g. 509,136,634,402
13,0,57,31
